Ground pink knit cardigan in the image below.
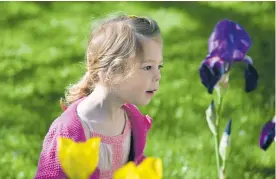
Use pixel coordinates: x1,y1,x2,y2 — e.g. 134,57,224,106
34,97,152,179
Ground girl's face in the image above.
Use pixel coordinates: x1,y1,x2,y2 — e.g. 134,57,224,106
112,38,163,106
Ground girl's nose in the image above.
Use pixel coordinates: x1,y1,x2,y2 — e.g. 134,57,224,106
154,71,161,82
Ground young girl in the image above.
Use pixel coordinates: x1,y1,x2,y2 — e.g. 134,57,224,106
34,14,163,179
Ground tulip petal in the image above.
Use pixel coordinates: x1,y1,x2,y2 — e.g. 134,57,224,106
113,162,139,179
57,137,101,179
137,157,163,179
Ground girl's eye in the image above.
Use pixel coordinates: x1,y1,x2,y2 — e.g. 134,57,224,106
144,66,152,70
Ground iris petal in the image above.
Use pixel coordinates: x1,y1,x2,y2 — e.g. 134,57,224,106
259,120,275,151
208,19,251,62
200,19,257,93
199,56,224,94
244,63,258,92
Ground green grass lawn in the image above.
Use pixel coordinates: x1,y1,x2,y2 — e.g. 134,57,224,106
1,1,275,179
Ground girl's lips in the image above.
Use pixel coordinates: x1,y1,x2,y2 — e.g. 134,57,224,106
145,90,155,97
146,89,157,92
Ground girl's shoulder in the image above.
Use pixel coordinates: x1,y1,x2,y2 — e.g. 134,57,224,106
46,98,87,142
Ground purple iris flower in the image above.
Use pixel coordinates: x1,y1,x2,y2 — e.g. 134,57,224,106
259,116,275,151
199,19,258,94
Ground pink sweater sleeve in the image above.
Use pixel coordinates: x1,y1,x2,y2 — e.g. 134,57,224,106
34,120,68,179
34,116,87,179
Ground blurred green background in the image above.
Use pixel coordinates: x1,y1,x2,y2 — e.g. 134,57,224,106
0,1,275,179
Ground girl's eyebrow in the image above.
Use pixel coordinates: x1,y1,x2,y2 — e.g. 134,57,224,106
143,59,163,64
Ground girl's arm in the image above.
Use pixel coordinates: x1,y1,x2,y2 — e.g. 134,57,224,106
34,122,68,179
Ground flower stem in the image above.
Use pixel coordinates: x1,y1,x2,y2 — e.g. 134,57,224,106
214,89,225,179
222,152,227,179
222,159,226,172
214,133,220,178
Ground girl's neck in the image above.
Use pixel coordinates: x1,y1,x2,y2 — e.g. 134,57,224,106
77,83,126,122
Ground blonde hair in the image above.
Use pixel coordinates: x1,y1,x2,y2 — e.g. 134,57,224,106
60,14,161,109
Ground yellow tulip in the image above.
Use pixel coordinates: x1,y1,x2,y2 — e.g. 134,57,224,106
57,137,101,179
114,157,163,179
113,162,140,179
137,157,163,179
